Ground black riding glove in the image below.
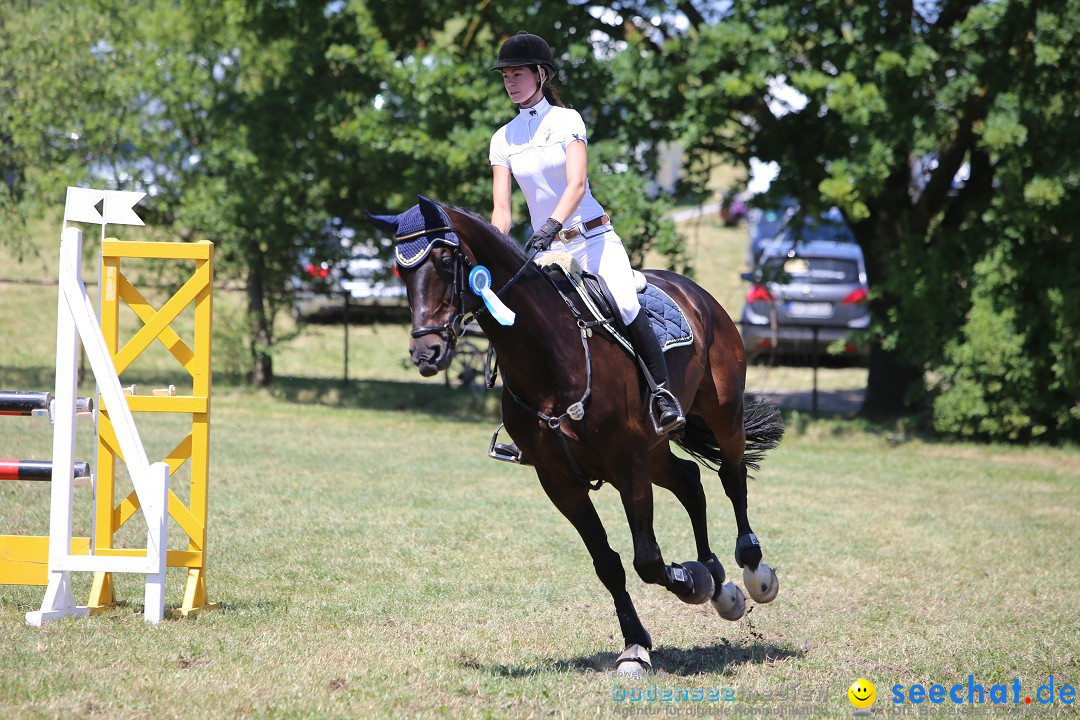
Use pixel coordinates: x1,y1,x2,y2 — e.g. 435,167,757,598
526,218,562,252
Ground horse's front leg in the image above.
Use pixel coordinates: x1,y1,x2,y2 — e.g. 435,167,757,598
619,464,716,607
535,470,653,677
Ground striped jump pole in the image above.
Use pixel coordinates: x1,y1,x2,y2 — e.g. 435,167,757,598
0,460,91,481
0,390,94,417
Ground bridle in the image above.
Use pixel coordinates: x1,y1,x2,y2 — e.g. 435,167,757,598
406,243,536,350
408,245,472,349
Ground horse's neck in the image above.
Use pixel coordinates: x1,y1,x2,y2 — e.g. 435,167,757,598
469,247,581,393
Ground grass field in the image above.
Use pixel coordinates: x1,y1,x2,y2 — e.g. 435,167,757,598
0,214,1077,719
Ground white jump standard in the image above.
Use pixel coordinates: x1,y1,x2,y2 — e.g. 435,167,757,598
25,225,171,626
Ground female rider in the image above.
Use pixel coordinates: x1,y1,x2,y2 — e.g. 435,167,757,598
488,31,684,435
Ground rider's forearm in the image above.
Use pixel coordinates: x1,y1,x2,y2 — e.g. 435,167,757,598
550,180,585,227
491,208,512,235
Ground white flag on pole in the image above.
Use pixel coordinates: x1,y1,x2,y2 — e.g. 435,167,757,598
103,190,147,226
64,187,106,224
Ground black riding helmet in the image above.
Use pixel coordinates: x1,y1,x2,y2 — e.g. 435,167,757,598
491,31,555,77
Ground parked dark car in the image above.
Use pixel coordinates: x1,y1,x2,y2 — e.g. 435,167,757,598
739,239,871,361
745,197,799,268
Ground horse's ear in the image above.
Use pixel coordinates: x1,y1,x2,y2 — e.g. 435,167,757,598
367,211,400,235
416,195,440,213
417,194,447,228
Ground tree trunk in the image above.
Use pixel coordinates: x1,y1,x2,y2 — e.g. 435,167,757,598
856,169,924,419
246,264,273,387
861,343,923,419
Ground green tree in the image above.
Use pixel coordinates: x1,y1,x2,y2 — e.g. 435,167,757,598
326,1,682,259
1,0,347,384
608,0,1079,438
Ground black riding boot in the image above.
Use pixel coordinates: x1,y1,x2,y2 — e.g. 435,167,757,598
627,313,685,434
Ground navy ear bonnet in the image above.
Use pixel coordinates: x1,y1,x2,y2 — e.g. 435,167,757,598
367,195,460,269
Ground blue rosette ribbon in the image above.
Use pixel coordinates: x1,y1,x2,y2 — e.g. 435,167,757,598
469,266,515,326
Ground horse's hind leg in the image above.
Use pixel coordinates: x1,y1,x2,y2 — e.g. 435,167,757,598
651,450,746,620
535,472,653,676
650,451,716,565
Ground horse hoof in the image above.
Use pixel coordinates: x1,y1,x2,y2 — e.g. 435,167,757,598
711,581,745,621
614,644,652,677
674,561,715,605
743,562,779,603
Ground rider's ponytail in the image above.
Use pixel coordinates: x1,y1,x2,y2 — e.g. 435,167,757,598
544,84,567,108
537,66,567,108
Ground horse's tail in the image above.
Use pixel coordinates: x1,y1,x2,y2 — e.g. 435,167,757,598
741,395,785,472
672,395,784,476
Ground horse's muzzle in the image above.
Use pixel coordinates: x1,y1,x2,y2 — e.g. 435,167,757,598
410,337,452,376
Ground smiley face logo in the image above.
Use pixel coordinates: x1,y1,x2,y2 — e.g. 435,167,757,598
848,678,876,709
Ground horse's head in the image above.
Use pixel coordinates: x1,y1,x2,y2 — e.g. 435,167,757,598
368,195,475,376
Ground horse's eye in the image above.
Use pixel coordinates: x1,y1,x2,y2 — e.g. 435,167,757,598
437,256,455,276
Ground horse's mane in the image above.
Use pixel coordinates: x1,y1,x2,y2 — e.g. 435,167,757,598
445,204,527,263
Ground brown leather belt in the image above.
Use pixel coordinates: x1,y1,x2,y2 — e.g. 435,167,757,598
557,214,610,242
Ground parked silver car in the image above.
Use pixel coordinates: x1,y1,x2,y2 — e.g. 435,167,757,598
292,247,408,322
739,239,871,361
748,203,856,270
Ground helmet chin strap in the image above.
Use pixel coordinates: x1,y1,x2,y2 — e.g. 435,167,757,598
516,67,547,108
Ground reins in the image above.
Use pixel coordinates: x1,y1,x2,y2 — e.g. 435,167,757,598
409,245,536,348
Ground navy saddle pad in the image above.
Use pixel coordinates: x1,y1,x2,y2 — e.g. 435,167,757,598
638,283,694,352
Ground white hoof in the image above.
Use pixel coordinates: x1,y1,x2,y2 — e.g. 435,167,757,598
743,562,779,603
711,581,745,621
614,643,651,677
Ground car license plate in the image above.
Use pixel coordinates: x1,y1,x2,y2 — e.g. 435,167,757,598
787,301,833,318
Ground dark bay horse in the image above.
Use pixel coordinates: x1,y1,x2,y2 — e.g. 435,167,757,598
370,196,784,676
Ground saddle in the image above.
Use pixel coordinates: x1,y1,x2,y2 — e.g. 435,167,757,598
486,252,693,466
534,251,694,353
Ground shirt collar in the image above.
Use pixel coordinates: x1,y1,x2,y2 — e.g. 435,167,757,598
518,97,552,119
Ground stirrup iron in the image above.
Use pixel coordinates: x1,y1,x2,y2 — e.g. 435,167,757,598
488,424,531,465
650,386,685,436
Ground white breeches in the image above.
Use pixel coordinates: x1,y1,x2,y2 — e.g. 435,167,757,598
553,227,641,326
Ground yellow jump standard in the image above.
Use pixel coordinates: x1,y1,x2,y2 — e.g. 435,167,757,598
89,238,218,618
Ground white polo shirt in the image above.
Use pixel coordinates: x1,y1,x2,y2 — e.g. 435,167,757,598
489,97,607,232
